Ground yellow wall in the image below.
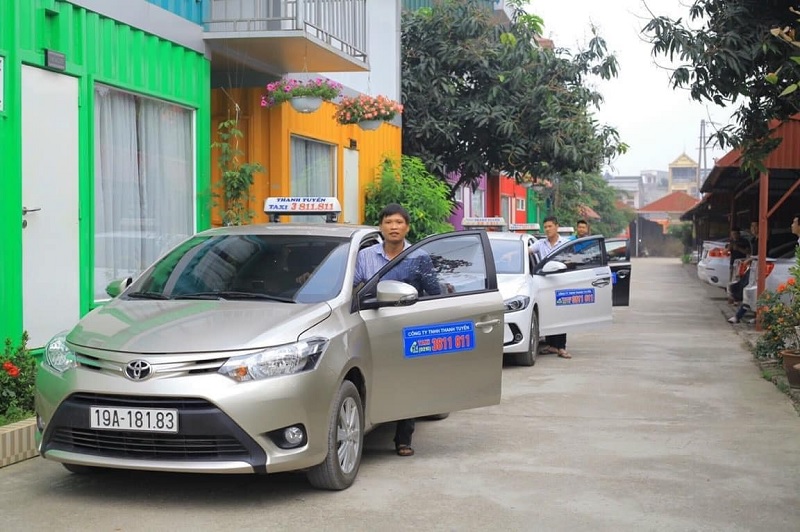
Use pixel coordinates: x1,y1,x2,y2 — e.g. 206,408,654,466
211,88,401,226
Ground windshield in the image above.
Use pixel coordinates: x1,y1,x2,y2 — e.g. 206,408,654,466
126,234,351,304
489,239,524,274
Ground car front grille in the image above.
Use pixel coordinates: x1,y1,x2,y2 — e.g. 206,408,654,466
50,428,247,459
42,393,266,467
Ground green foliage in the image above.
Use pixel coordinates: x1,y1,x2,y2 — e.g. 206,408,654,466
364,156,454,243
261,78,342,107
549,172,629,238
401,0,626,190
211,119,265,226
645,1,800,174
753,246,800,359
668,222,694,253
0,332,35,425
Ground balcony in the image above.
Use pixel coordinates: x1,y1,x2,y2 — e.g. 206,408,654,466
204,0,368,74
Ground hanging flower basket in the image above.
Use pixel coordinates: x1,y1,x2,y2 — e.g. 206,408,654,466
261,77,343,113
290,96,323,114
357,119,383,131
334,94,403,128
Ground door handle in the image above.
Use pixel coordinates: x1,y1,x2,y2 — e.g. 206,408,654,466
475,319,500,328
22,206,42,215
592,278,611,287
616,269,630,279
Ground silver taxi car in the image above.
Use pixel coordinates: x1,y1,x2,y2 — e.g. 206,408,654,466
34,198,504,490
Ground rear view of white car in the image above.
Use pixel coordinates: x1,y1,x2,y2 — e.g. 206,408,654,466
697,240,730,288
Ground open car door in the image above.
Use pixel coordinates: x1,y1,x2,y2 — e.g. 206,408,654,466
533,236,613,336
357,231,504,424
605,237,631,306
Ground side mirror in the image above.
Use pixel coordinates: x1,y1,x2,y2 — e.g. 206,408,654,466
106,277,133,298
540,261,567,274
360,280,418,310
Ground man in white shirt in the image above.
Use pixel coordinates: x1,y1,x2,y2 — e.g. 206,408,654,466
530,216,572,358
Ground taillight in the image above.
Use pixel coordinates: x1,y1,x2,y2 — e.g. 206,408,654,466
737,261,749,277
765,262,775,277
708,247,729,258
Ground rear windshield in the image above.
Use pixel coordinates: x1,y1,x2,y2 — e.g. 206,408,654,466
126,234,351,303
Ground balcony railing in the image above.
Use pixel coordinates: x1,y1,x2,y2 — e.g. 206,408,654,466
205,0,367,64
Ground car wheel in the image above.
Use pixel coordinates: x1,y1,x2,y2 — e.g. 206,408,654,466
420,413,450,421
514,309,538,367
307,380,364,490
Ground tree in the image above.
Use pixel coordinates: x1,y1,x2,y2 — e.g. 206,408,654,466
211,119,264,226
401,0,626,192
364,156,454,243
645,1,800,172
549,172,631,238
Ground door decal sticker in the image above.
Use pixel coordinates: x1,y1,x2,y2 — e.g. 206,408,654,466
555,288,596,306
403,321,475,358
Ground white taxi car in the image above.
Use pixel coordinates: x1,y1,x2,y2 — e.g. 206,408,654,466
35,198,507,490
464,218,630,366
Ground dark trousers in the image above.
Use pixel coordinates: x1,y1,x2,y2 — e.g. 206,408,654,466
546,334,567,349
394,418,415,447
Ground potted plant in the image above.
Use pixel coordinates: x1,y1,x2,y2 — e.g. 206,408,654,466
260,77,343,114
334,94,403,130
754,245,800,386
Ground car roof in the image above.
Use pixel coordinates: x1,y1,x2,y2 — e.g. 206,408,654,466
485,231,532,242
197,223,378,239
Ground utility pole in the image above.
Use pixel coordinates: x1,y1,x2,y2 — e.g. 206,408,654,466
696,119,707,199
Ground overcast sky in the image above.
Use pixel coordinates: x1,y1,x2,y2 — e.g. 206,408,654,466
528,0,735,177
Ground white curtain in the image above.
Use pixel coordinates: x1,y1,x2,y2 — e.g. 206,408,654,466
290,136,334,196
94,85,193,300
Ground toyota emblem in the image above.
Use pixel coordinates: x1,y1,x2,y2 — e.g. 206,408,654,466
125,360,152,381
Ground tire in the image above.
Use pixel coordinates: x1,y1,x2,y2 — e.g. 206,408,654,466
307,380,364,490
514,309,539,367
420,413,450,421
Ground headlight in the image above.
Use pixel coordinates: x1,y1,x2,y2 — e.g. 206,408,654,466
504,295,530,313
44,333,77,373
219,337,329,382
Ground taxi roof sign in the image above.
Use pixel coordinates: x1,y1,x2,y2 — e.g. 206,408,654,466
264,196,342,223
558,226,574,234
462,217,507,228
508,223,540,232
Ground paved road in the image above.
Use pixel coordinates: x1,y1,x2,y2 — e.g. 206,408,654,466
2,258,799,531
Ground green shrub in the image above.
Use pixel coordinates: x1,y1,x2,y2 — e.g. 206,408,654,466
0,332,35,425
364,156,454,243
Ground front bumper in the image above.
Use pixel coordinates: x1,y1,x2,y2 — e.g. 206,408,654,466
502,308,531,354
35,360,336,474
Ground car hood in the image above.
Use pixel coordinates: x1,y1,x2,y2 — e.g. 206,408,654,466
497,274,528,300
67,299,332,354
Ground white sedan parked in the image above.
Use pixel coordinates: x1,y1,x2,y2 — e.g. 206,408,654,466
697,239,730,289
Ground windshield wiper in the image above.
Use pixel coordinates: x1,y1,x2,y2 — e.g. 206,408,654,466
173,291,295,303
126,291,170,300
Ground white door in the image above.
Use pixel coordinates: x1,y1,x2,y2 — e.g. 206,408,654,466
21,66,80,348
343,148,359,224
534,236,613,335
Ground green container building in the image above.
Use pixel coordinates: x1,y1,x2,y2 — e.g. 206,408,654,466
0,0,211,348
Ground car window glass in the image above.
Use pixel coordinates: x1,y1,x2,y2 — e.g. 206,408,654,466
378,234,488,298
128,234,350,303
489,239,524,274
549,239,603,271
606,240,628,262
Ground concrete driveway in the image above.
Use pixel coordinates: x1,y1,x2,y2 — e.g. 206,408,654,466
2,257,799,531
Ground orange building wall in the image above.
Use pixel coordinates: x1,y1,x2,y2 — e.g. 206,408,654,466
210,88,401,226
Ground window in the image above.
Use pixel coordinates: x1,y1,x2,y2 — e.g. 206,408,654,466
471,189,485,217
550,240,604,271
291,136,335,198
378,234,488,297
516,198,525,210
501,195,511,224
94,85,194,301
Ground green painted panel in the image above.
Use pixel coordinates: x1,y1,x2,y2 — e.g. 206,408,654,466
0,0,211,343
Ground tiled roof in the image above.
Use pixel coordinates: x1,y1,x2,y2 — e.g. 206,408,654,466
637,191,699,213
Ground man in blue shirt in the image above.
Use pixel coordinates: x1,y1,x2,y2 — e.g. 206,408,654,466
354,203,440,457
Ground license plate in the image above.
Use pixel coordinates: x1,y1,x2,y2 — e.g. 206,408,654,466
90,406,179,433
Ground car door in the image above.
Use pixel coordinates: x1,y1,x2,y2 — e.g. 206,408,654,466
533,236,613,335
605,237,631,306
358,231,504,424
